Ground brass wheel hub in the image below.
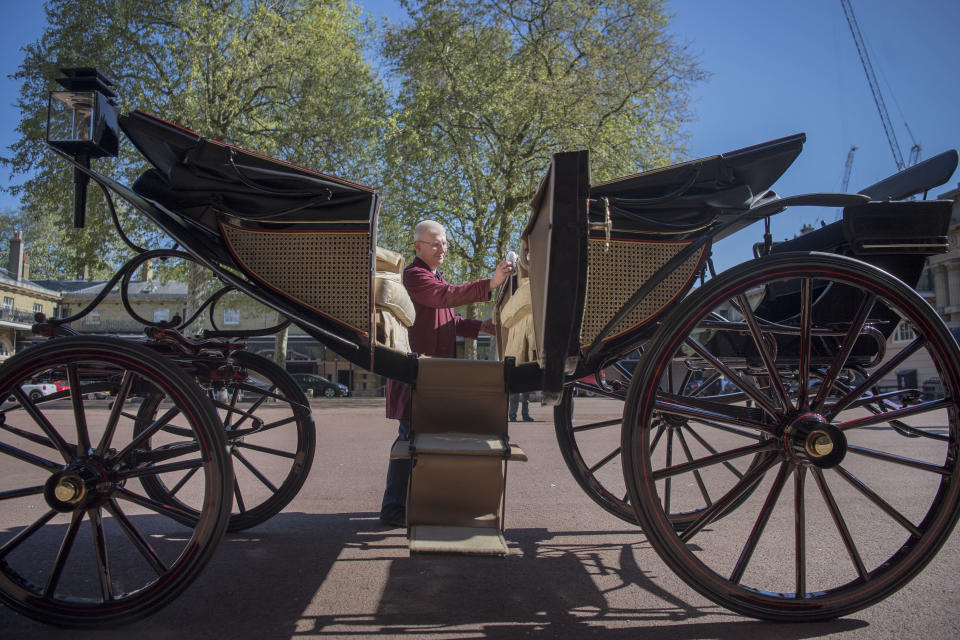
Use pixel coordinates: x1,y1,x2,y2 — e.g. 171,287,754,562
44,459,110,512
782,414,847,468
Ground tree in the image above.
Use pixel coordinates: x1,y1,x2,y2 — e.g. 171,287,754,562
380,0,705,355
5,0,387,284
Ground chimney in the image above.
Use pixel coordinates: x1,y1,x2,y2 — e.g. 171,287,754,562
141,258,154,281
7,230,23,280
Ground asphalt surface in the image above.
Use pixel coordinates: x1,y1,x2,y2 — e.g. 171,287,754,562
1,397,959,639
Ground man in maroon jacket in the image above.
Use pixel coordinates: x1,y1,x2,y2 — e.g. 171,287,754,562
380,220,513,527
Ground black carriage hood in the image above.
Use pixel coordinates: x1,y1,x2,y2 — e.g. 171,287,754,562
587,133,806,236
118,110,376,231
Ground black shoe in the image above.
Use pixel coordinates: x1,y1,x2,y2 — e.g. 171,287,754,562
379,516,406,528
509,417,517,422
522,417,535,422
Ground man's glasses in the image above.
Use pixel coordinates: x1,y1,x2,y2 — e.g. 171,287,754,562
416,240,447,251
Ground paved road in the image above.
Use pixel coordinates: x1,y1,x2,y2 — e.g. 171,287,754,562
1,397,958,639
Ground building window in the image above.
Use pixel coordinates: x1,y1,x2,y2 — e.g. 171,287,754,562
893,321,916,344
153,308,170,323
2,296,13,312
33,303,43,314
84,310,101,325
223,308,240,325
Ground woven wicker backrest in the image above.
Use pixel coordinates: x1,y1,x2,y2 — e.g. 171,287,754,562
221,222,371,335
579,238,706,346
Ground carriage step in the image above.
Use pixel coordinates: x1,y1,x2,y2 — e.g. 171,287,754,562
402,358,524,555
409,524,508,555
390,434,527,460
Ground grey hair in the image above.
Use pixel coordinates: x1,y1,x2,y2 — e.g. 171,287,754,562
414,220,445,242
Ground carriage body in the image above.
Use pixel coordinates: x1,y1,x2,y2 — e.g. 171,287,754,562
2,90,959,626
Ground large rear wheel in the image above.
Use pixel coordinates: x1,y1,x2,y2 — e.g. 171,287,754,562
624,253,960,621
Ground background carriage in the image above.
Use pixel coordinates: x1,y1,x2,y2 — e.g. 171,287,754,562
0,69,958,626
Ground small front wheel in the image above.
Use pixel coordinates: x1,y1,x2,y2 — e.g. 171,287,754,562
0,336,232,627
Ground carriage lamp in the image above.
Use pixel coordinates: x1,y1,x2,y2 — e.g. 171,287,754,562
46,67,119,228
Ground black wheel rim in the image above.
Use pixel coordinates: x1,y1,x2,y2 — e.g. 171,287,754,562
135,352,314,532
0,338,231,626
624,255,960,621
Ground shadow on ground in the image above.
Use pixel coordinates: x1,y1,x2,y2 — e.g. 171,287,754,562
0,511,870,639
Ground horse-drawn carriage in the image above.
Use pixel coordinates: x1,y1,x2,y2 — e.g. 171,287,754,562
1,68,958,625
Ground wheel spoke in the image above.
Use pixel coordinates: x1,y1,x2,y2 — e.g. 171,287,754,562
588,446,622,475
1,421,63,451
735,293,791,411
678,454,780,543
825,337,924,420
103,499,168,575
730,460,793,584
833,465,922,537
655,396,773,434
167,466,200,497
67,364,91,454
683,336,781,420
114,486,201,522
845,444,949,475
0,485,45,501
812,293,877,412
0,440,62,471
664,429,674,514
794,466,807,597
97,371,135,456
88,508,114,602
233,478,247,513
652,440,777,481
232,449,279,492
13,388,74,463
572,417,622,433
812,468,868,581
121,458,206,480
44,510,84,598
675,427,712,508
112,406,181,467
0,509,57,558
236,441,297,459
797,277,812,411
839,398,953,431
681,424,746,479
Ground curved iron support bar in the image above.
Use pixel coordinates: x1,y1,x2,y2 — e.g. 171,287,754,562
47,148,359,351
197,284,292,338
119,248,195,328
95,178,148,255
582,192,872,363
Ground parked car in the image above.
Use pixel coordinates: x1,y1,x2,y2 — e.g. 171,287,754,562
18,382,58,401
290,373,349,398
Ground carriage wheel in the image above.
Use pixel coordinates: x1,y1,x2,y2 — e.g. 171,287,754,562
623,253,960,621
0,337,232,627
555,346,762,528
136,351,315,532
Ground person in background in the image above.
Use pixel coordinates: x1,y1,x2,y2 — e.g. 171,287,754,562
509,392,533,422
380,220,514,528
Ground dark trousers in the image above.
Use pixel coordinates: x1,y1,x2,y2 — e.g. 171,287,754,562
380,419,411,520
509,393,531,420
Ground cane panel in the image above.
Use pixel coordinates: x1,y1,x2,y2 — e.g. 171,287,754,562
579,238,706,346
221,223,371,334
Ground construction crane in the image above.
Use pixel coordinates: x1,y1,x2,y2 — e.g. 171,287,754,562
841,145,857,191
840,0,909,171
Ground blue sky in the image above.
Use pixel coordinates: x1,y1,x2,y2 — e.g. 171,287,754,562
1,0,958,271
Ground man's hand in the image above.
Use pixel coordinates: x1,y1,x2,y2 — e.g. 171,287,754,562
489,259,514,290
480,317,496,335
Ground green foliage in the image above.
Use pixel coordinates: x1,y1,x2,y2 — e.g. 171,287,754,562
380,0,705,289
4,0,387,279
